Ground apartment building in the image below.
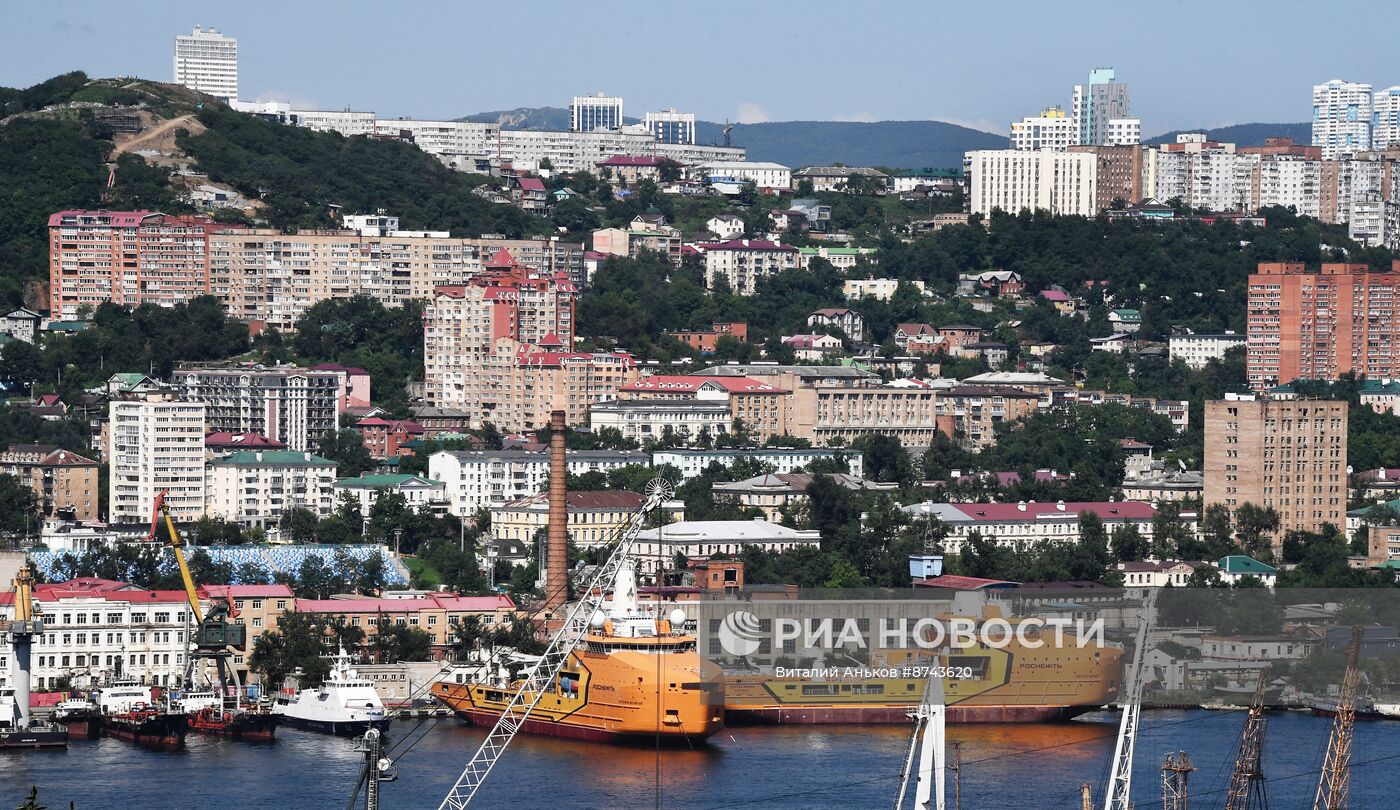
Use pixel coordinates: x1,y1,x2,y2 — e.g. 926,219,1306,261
587,399,732,443
789,383,939,446
934,385,1041,450
570,93,624,132
374,118,499,157
173,365,342,452
1068,145,1144,211
1168,332,1247,370
712,472,896,520
643,108,697,145
173,26,237,100
333,474,447,517
807,308,866,342
633,520,821,577
1375,86,1400,151
489,490,685,548
966,150,1097,217
0,446,100,521
652,448,864,481
695,161,792,190
108,394,206,523
47,211,216,319
356,418,424,459
901,500,1166,554
695,239,801,295
1246,262,1400,389
1313,79,1373,159
205,450,338,527
1072,68,1137,146
1204,395,1347,542
428,449,649,516
1010,107,1075,151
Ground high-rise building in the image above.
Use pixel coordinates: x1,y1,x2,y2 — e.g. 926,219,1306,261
108,394,207,523
1203,395,1347,543
47,211,216,320
1010,107,1075,151
966,149,1098,217
570,93,624,133
1246,261,1400,389
1071,68,1135,146
173,26,238,101
1312,79,1373,159
172,366,344,452
1070,145,1144,210
643,108,697,145
1374,86,1400,150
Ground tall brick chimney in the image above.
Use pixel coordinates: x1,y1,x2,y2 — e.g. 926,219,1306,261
545,409,568,612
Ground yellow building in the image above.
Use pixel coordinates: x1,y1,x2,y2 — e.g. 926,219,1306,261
490,490,685,548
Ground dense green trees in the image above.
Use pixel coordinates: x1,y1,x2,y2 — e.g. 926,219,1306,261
291,297,423,410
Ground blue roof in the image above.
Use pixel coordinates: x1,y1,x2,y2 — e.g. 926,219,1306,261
1219,555,1276,575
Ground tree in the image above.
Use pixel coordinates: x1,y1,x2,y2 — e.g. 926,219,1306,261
1201,504,1235,557
250,612,364,689
0,340,42,389
1110,524,1149,562
279,506,320,543
370,617,434,663
1233,503,1281,559
0,473,38,539
318,428,373,478
852,433,913,485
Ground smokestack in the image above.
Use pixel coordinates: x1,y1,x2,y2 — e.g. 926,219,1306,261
545,410,568,612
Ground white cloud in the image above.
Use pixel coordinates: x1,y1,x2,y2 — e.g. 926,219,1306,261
834,112,877,123
736,102,771,124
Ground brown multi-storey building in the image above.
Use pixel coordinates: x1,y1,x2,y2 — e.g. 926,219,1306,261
1203,396,1347,545
934,385,1042,450
1069,144,1144,211
0,445,100,521
48,211,217,319
1247,261,1400,389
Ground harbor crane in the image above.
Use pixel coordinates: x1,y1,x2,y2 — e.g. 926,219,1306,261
1223,669,1271,810
1105,589,1157,810
1313,626,1364,810
435,477,675,809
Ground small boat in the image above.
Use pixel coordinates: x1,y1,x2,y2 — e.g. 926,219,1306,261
96,678,187,750
0,686,67,750
1308,695,1385,720
273,648,391,736
177,690,280,742
53,697,100,740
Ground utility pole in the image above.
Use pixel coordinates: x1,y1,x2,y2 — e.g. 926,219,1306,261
1224,669,1271,810
353,728,396,810
1161,751,1194,810
950,741,962,810
1315,626,1365,810
1080,783,1093,810
393,527,403,557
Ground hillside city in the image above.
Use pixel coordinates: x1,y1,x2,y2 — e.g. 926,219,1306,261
2,24,1400,703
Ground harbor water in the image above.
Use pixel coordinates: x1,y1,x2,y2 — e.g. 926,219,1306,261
2,710,1396,808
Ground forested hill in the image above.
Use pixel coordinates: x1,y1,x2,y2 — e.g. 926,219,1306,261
463,106,1004,168
0,72,541,311
1146,122,1311,146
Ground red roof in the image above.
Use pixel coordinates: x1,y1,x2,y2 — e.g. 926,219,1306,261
205,432,286,450
296,594,516,614
597,155,670,167
517,177,546,192
357,418,424,433
896,323,936,336
202,584,296,599
622,375,783,394
1039,289,1071,302
37,449,98,467
48,210,157,227
485,248,517,269
912,575,1018,590
308,362,370,376
567,491,645,509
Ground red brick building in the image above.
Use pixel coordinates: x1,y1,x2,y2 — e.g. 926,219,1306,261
356,418,424,459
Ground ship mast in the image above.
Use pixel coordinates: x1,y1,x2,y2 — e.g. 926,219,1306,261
1314,626,1364,810
1106,589,1157,810
894,660,946,810
435,472,675,809
1223,669,1271,810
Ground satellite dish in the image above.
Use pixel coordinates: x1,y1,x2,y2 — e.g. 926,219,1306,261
589,612,607,629
668,608,687,626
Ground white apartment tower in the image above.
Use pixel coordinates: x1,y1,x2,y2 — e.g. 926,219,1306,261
966,149,1098,217
1009,107,1075,151
108,395,207,523
1373,86,1400,151
570,93,624,133
173,26,238,101
1072,68,1138,146
1312,79,1373,159
644,108,697,145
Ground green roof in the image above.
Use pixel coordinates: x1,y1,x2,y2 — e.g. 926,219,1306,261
1111,308,1142,321
45,320,89,332
1360,380,1400,394
210,450,336,468
334,473,442,489
1347,498,1400,518
1219,555,1276,575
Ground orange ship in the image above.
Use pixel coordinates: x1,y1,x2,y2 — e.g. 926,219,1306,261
723,606,1123,724
433,564,725,743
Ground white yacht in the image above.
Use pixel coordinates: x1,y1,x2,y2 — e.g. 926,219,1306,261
96,677,155,714
273,648,390,736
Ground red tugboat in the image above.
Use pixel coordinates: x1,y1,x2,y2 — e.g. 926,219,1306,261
179,689,280,742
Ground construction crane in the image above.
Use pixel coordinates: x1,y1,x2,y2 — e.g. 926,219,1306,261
1314,626,1365,810
1223,669,1271,810
436,477,675,810
1105,589,1157,810
147,490,247,694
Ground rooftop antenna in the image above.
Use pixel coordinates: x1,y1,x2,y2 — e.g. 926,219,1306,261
723,120,734,148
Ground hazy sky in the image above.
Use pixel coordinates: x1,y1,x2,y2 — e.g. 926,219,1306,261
2,0,1397,135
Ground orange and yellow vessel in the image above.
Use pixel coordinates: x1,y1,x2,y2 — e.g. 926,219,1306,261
433,565,725,742
723,608,1122,724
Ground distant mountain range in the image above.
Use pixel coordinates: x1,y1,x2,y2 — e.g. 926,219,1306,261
463,107,1316,168
462,107,1005,169
1145,122,1311,147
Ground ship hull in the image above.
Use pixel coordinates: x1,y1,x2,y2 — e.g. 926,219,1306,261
277,714,391,737
449,706,632,743
0,726,68,749
101,713,188,750
725,703,1092,724
188,710,281,742
56,716,100,740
